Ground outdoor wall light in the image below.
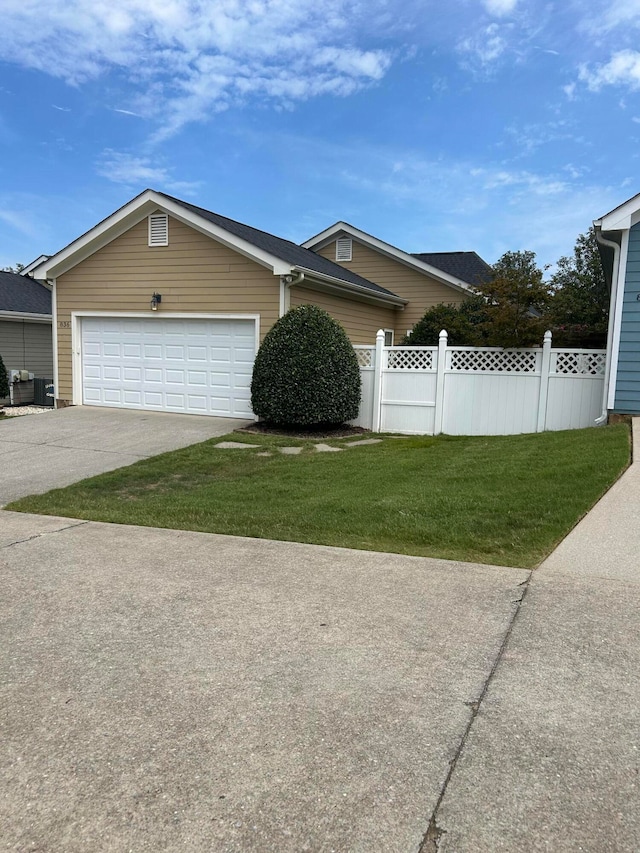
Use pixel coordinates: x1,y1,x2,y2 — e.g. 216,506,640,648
150,292,162,311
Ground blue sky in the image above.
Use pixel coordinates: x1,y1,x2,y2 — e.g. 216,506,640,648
1,0,640,273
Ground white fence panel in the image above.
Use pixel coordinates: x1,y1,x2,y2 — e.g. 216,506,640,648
381,372,438,434
442,373,540,435
353,346,375,429
353,332,606,436
546,377,604,431
545,350,606,431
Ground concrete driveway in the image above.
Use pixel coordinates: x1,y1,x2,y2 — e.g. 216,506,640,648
0,511,529,852
0,406,249,505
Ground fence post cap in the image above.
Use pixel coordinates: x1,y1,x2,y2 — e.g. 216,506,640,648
543,329,552,342
376,329,386,340
439,329,448,340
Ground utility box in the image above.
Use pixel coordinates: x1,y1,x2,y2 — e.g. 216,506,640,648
33,378,54,407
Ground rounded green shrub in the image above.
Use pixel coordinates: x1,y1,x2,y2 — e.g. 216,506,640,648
251,304,361,426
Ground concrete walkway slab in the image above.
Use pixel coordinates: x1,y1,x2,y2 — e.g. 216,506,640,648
539,418,640,583
436,569,640,853
0,407,249,505
0,511,528,853
431,418,640,853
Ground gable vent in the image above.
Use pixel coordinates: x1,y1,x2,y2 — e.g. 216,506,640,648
148,213,169,246
336,236,352,262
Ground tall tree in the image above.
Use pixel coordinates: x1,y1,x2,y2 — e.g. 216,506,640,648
548,227,609,346
474,250,551,347
1,263,25,273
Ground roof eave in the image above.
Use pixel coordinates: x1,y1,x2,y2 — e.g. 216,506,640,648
294,266,407,308
0,310,52,323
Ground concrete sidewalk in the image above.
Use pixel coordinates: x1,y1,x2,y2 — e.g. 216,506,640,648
432,419,640,852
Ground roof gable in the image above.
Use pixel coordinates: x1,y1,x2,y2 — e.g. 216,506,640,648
302,222,476,294
0,271,52,316
596,192,640,232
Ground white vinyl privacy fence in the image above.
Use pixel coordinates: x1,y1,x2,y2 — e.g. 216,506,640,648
353,329,606,435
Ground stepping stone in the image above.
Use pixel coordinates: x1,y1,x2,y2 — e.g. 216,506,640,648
257,452,272,457
344,438,384,447
215,441,261,449
279,446,302,455
314,443,343,452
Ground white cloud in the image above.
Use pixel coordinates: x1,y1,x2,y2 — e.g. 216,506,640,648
579,50,640,91
458,23,508,68
580,0,640,34
483,0,518,17
96,151,200,194
0,0,392,139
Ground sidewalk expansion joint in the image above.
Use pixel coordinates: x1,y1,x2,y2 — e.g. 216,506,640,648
417,569,533,853
2,520,90,550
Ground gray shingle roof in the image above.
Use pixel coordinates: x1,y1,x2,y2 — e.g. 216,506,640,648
411,252,493,286
158,192,400,300
0,271,51,315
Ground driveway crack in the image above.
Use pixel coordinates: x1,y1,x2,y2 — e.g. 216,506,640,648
417,570,533,852
2,520,90,549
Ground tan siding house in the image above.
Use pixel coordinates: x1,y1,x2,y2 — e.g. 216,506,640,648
33,190,488,417
315,239,467,340
33,190,407,414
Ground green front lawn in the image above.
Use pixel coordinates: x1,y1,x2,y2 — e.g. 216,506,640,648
7,425,630,568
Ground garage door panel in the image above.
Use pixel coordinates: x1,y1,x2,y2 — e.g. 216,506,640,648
82,317,256,418
166,369,185,384
187,346,207,361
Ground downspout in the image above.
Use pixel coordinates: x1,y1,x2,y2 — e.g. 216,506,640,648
594,230,621,425
279,271,305,316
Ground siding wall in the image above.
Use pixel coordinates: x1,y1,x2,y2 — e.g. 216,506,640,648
615,222,640,413
0,319,53,405
289,286,396,344
55,214,281,402
316,239,466,340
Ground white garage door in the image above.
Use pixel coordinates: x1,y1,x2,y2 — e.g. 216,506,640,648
81,317,256,417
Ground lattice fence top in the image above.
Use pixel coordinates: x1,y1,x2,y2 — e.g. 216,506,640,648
553,351,606,376
354,348,374,368
449,349,539,373
387,348,435,370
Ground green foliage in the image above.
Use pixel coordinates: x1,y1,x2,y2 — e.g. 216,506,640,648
251,304,361,426
475,250,551,347
1,263,25,273
0,354,8,399
403,296,489,345
548,227,609,346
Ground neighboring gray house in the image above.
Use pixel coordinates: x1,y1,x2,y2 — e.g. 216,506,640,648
0,270,53,405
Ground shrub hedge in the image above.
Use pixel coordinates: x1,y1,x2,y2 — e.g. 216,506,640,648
251,304,361,426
